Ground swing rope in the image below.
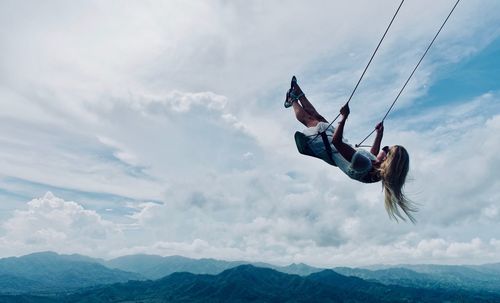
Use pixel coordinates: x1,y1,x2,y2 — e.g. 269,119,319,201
307,0,405,144
355,0,461,147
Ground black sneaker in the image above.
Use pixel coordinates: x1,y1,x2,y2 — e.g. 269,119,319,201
284,89,294,108
284,76,304,108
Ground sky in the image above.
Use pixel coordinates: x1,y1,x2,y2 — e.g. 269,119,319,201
0,0,499,267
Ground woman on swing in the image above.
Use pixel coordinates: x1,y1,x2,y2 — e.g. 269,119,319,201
285,76,416,222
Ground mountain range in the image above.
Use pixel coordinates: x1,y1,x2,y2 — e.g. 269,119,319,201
0,252,142,293
1,251,499,302
104,253,323,279
334,263,500,293
3,265,500,303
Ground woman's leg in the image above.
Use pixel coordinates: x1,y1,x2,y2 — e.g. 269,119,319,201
292,84,328,123
292,100,320,128
299,95,328,123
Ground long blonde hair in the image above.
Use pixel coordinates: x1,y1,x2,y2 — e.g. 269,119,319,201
378,145,417,223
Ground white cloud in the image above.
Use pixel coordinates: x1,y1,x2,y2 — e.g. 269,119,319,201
105,103,500,265
0,192,124,257
0,0,499,266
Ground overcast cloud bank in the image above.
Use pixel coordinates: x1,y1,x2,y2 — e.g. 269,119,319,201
0,0,499,266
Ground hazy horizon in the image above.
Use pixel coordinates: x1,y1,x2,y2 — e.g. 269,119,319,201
2,247,500,269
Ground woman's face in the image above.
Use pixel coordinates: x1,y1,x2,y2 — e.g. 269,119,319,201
377,145,398,162
377,145,394,162
376,150,387,162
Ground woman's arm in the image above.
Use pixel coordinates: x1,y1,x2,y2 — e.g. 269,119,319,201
332,104,356,162
370,122,384,156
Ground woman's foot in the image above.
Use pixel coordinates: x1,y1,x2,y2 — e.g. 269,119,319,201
284,76,304,108
290,76,304,99
284,90,295,108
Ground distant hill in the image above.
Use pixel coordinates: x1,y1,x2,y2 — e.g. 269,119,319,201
105,254,323,279
105,254,247,279
339,263,500,293
334,267,446,289
109,254,500,294
2,251,500,301
404,263,500,293
0,252,144,294
282,262,322,275
307,269,500,303
105,253,500,294
0,274,45,294
14,265,497,303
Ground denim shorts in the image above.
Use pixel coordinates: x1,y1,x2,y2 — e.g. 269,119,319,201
302,122,375,181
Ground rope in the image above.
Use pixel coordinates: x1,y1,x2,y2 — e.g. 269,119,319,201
306,0,405,143
355,0,461,147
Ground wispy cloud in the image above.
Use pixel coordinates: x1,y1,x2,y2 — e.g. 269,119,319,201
0,0,499,265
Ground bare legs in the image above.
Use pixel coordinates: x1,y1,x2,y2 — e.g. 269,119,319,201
296,93,328,124
291,101,319,127
288,79,356,161
290,83,328,128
